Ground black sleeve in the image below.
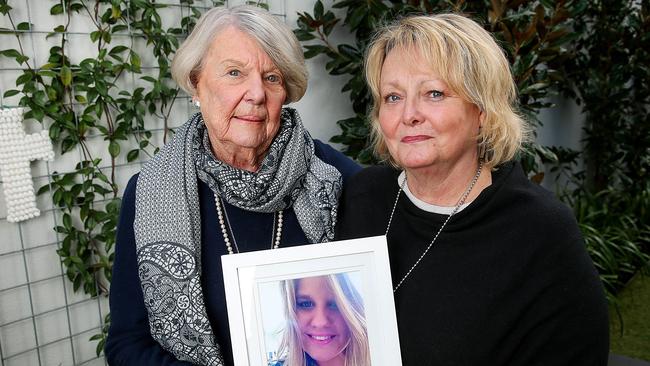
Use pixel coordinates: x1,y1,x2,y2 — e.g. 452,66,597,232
510,204,609,366
105,174,194,366
336,166,396,241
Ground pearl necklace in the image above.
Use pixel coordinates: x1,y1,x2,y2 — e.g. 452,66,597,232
387,161,483,292
214,195,283,255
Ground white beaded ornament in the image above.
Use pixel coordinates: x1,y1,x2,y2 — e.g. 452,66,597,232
0,108,55,223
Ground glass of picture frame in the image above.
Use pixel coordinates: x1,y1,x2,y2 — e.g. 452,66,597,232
222,235,402,366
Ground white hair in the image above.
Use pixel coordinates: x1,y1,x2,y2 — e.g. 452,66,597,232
171,5,308,103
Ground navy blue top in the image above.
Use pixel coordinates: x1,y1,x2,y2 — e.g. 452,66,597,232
105,140,360,365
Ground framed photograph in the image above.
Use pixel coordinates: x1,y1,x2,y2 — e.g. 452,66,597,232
222,235,402,366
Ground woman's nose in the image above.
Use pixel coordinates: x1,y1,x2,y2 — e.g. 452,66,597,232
402,97,423,126
310,307,331,327
244,76,266,104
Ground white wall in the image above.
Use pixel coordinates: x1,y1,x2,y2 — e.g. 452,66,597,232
286,1,355,145
537,97,585,190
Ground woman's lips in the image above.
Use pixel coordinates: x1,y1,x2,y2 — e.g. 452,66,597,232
401,135,431,143
234,115,264,122
305,333,336,344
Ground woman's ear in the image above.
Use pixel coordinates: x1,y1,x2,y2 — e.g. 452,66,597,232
478,108,486,128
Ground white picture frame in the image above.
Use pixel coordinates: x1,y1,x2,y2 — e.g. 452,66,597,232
221,235,402,366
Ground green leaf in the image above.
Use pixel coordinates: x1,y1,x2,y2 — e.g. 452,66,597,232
60,66,72,86
50,3,63,15
3,89,19,97
108,140,120,158
63,213,72,229
303,45,328,59
112,24,128,33
16,22,32,31
90,31,100,43
37,184,52,195
109,45,128,55
127,149,139,162
0,3,13,15
16,54,29,64
129,51,141,71
314,0,324,19
37,69,57,78
16,72,33,86
1,48,22,59
294,29,316,41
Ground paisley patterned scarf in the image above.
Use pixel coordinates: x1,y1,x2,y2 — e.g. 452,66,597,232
194,107,342,243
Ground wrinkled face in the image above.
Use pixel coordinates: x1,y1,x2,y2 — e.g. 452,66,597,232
195,26,287,156
295,276,350,365
378,47,483,171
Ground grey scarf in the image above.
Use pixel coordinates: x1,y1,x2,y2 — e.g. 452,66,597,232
134,107,342,365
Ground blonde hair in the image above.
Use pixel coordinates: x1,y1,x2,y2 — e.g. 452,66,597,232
277,274,370,366
171,5,308,103
365,13,531,168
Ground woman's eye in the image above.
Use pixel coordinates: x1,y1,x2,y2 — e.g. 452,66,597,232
266,74,281,83
327,301,339,311
296,300,314,309
428,90,444,100
227,70,240,77
384,94,400,103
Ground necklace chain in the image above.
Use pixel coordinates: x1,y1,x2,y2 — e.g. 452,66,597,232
214,195,283,254
388,161,483,292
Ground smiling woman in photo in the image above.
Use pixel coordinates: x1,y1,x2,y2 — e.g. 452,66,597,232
274,274,370,366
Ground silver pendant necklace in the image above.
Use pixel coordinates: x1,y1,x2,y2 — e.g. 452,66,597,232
214,195,283,254
387,161,483,292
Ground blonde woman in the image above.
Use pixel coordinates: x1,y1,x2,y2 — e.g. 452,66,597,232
275,274,370,366
337,13,608,365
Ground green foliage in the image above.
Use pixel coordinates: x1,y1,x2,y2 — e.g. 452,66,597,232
0,0,239,356
89,313,111,358
561,0,650,195
552,0,650,301
295,0,580,172
38,159,120,296
572,187,649,302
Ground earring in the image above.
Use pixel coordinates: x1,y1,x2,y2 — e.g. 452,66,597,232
193,99,201,108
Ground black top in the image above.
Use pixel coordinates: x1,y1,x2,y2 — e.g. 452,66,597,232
106,140,360,366
337,162,609,365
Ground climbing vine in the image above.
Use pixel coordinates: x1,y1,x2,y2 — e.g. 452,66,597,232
0,0,275,356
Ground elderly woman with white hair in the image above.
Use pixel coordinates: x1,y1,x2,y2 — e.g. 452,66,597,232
337,13,609,365
105,6,359,365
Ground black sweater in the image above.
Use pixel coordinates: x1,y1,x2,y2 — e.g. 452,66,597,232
337,162,609,365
